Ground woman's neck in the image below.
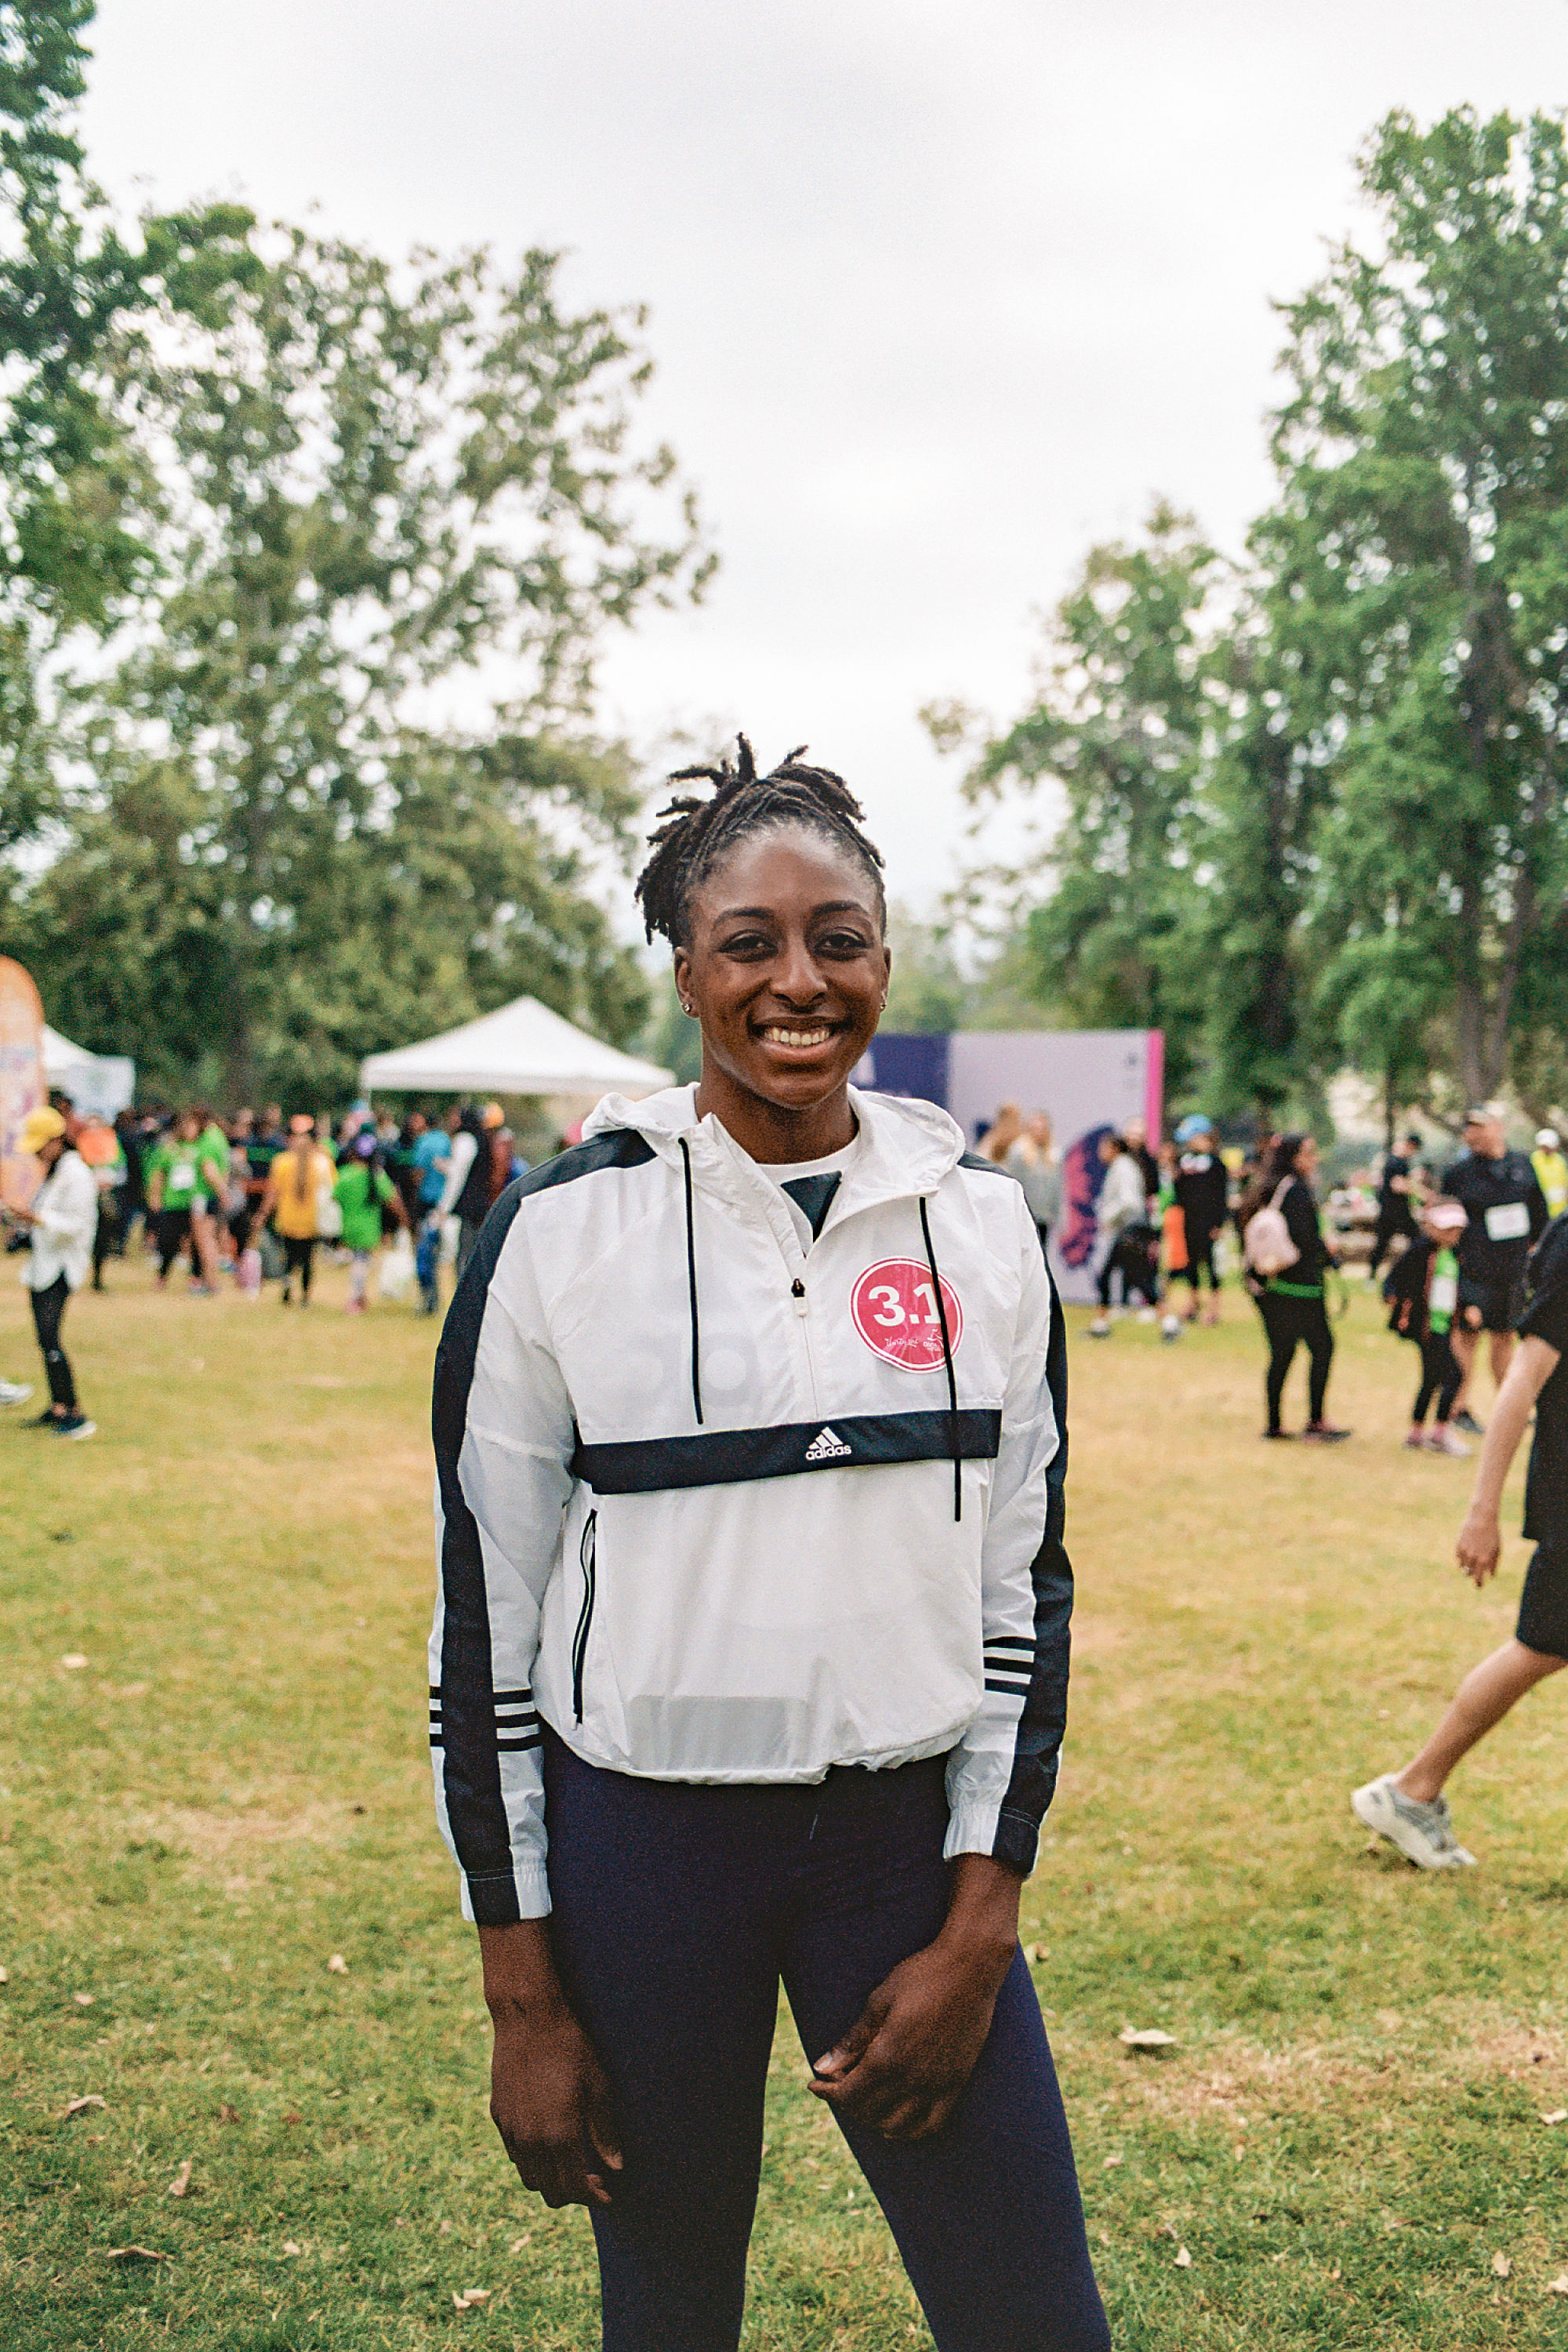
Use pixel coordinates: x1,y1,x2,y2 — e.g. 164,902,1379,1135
694,1073,855,1167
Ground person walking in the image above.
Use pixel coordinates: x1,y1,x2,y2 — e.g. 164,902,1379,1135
1352,1204,1568,1867
145,1110,208,1288
1382,1196,1472,1456
1168,1113,1228,1326
252,1116,336,1305
1240,1132,1350,1443
439,1103,488,1288
430,737,1108,2352
1443,1105,1548,1434
333,1130,408,1311
76,1112,125,1290
1532,1127,1568,1220
0,1107,97,1437
1088,1131,1153,1337
1368,1131,1426,1278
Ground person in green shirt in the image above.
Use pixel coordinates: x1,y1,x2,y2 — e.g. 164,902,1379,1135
1383,1196,1473,1456
333,1131,408,1312
145,1111,209,1288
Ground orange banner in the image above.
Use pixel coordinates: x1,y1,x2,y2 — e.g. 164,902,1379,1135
0,955,45,1210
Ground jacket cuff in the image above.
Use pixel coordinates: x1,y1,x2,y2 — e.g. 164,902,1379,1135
943,1802,1042,1878
459,1863,551,1925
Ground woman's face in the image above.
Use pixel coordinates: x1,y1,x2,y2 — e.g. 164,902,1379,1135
1294,1136,1319,1180
673,826,889,1120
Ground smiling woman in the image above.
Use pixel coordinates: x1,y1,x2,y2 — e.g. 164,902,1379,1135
428,737,1109,2352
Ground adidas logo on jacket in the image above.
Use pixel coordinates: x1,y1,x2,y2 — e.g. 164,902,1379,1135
430,1084,1073,1926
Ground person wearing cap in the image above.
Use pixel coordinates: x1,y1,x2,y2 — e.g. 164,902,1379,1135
1169,1115,1228,1327
1381,1197,1472,1456
0,1106,98,1438
1441,1105,1548,1434
1532,1128,1568,1220
1353,1201,1568,1868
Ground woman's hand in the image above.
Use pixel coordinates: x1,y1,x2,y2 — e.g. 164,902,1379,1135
479,1920,622,2209
808,1856,1021,2143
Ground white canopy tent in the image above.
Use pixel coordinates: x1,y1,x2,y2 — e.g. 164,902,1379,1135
44,1023,136,1117
359,995,673,1101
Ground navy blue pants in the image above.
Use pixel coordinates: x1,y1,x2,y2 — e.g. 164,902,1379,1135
542,1728,1109,2352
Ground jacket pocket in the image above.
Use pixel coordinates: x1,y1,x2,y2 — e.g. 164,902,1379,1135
572,1511,597,1724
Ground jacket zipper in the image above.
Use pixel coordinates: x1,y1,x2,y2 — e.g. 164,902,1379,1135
572,1511,597,1722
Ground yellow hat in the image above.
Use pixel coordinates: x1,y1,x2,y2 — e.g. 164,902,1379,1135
18,1105,66,1154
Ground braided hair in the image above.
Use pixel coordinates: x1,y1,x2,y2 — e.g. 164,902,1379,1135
634,735,886,948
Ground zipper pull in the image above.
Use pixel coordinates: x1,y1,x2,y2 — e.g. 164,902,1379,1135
791,1277,807,1316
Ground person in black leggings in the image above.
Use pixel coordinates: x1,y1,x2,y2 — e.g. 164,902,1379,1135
1243,1131,1351,1443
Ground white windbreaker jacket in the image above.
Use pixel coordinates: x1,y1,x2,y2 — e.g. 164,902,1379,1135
430,1084,1074,1923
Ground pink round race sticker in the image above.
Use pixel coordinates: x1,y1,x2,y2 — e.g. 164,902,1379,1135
851,1258,964,1370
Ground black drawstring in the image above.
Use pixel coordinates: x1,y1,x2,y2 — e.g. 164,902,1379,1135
679,1139,704,1425
918,1194,960,1522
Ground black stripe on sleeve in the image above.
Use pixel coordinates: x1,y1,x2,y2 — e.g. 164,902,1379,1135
992,1276,1073,1876
430,1130,658,1925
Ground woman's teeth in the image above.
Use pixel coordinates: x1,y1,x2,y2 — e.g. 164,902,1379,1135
759,1025,833,1047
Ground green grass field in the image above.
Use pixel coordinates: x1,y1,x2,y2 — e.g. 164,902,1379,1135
4,1254,1568,2348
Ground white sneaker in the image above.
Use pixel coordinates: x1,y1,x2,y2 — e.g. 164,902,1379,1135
1136,1306,1158,1325
1352,1773,1476,1869
1088,1316,1112,1339
1160,1314,1182,1343
1426,1426,1472,1457
0,1378,33,1406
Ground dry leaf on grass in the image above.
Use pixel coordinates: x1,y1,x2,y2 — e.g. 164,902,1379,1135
510,2234,532,2252
1118,2027,1176,2052
1025,1943,1048,1962
1548,2272,1568,2294
1541,2109,1567,2125
71,1992,93,2007
216,2103,239,2124
106,2246,165,2263
61,1653,87,1671
167,2158,193,2199
64,2095,106,2118
0,1965,9,1984
1174,2246,1192,2268
1492,2251,1512,2278
327,1953,348,1975
1102,2154,1123,2169
282,2241,302,2257
452,2287,491,2311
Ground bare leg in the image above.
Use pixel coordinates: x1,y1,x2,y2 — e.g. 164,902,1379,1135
1489,1330,1515,1398
1448,1323,1477,1418
1395,1639,1565,1804
190,1204,220,1287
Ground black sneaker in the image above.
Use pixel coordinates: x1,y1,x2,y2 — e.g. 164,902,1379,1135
1261,1428,1294,1440
53,1413,96,1440
24,1407,61,1428
1453,1409,1485,1436
1301,1421,1352,1444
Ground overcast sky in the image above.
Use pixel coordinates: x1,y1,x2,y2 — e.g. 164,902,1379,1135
82,0,1568,912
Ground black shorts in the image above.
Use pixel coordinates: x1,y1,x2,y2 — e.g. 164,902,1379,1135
1457,1278,1514,1334
1518,1545,1568,1661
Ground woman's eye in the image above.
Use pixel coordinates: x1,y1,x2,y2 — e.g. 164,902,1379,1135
719,932,774,957
817,931,871,957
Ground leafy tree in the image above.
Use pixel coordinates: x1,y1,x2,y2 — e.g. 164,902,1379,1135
935,505,1221,1093
1271,106,1568,1105
37,227,710,1098
0,1,252,852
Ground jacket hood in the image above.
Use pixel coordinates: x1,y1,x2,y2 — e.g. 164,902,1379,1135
586,1082,966,1203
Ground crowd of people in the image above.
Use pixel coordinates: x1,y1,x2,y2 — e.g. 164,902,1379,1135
0,1092,535,1439
971,1095,1559,1457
